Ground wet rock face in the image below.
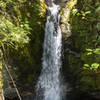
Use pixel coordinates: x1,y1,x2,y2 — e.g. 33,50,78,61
45,0,69,6
54,0,62,4
54,0,68,4
4,88,18,100
45,0,72,39
45,0,53,6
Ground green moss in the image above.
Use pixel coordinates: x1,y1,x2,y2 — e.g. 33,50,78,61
80,76,96,91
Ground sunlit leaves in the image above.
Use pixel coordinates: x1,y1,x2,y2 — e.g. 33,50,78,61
71,7,91,20
93,48,100,54
83,63,100,71
0,1,6,7
39,1,47,17
86,48,93,52
0,0,14,8
0,0,27,8
86,48,93,55
83,48,100,71
86,48,100,55
66,0,77,9
72,9,78,15
83,64,90,69
0,17,31,49
81,11,91,19
91,63,99,70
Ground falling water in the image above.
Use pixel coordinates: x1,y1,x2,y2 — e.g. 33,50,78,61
36,1,63,100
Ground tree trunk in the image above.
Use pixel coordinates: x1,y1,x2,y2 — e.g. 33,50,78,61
0,49,5,100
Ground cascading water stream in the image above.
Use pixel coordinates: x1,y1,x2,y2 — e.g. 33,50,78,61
36,1,64,100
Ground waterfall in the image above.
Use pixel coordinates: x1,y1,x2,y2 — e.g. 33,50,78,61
36,1,64,100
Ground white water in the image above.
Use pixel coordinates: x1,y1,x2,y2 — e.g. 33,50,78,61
36,1,63,100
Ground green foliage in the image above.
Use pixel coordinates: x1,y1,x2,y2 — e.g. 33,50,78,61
66,0,77,9
0,17,31,49
94,48,100,54
81,11,91,19
83,63,100,71
84,47,100,71
0,0,6,7
71,8,91,19
0,0,46,91
86,48,100,55
0,0,33,51
91,63,99,70
0,0,27,7
71,8,78,15
70,0,100,91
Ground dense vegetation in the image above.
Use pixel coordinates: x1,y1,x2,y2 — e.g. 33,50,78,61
0,0,46,97
70,0,100,91
0,0,100,99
